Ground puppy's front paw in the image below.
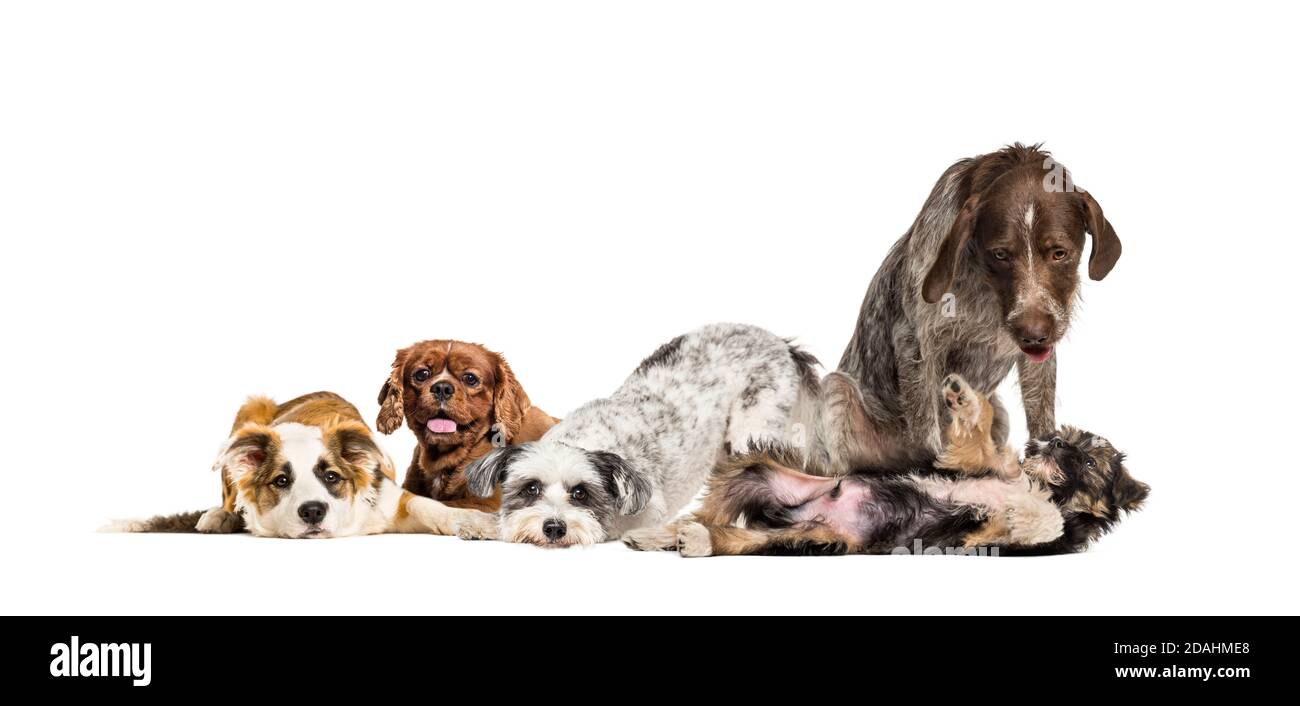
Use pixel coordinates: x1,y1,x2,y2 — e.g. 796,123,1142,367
1006,497,1064,546
623,525,678,552
454,511,500,541
676,522,714,558
942,374,980,432
196,507,242,534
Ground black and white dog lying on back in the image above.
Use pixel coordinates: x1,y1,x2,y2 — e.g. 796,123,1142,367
464,323,820,547
624,374,1149,557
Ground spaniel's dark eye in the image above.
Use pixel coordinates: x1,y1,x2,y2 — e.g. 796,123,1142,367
462,373,480,387
526,482,540,497
1052,248,1068,261
413,369,432,383
571,487,587,502
324,471,341,484
1052,438,1065,449
272,475,290,488
1086,459,1097,469
991,248,1009,261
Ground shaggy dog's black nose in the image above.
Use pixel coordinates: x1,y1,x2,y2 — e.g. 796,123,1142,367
431,381,455,401
298,501,327,525
543,519,567,541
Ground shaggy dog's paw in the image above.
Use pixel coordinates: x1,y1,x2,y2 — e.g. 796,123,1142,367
942,374,981,432
196,508,242,534
454,511,500,541
622,526,678,552
676,522,714,558
1006,496,1065,545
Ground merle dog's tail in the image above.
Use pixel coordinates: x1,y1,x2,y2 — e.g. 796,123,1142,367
99,510,207,533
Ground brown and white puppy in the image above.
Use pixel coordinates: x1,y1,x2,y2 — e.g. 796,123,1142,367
376,340,557,512
106,392,498,539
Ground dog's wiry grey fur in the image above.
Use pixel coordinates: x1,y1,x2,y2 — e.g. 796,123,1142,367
465,323,819,546
821,144,1118,471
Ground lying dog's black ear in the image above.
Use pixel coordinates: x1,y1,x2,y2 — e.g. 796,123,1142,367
465,444,528,497
922,193,980,304
1078,189,1121,281
1110,455,1149,512
588,451,650,516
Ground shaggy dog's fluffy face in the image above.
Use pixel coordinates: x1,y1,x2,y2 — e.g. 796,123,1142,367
1023,426,1149,520
464,443,650,547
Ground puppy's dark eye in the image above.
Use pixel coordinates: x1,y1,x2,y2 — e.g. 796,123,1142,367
272,475,290,488
1052,438,1065,449
1052,248,1068,261
413,369,432,383
324,471,341,484
526,482,540,497
1086,459,1097,469
462,373,480,387
571,487,587,502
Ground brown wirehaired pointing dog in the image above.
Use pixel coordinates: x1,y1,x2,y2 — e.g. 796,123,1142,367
376,340,557,511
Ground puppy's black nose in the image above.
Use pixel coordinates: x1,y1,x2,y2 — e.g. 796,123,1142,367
542,519,567,541
431,381,455,401
298,501,327,525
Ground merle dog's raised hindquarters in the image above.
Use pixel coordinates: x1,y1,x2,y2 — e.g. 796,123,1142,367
623,374,1148,557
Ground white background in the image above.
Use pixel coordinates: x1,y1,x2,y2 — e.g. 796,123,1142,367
2,1,1296,616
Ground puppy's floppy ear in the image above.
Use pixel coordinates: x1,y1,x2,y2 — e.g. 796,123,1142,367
215,424,279,482
375,348,409,435
1110,455,1149,512
922,193,981,304
491,352,532,443
326,421,384,472
589,451,650,516
1077,189,1121,281
465,444,528,497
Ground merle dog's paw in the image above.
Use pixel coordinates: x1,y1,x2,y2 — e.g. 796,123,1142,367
676,523,714,558
622,526,678,552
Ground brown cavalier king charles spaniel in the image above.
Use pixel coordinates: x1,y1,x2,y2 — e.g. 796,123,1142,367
376,341,557,512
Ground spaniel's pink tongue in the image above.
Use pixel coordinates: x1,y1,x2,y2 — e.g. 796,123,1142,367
426,418,457,434
1021,345,1054,363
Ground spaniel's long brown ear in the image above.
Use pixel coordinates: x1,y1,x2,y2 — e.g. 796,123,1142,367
375,349,408,435
922,193,981,304
1078,189,1122,281
491,352,532,443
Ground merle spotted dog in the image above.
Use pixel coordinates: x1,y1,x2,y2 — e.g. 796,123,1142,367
464,323,820,547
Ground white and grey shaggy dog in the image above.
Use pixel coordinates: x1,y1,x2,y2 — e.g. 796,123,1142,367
463,323,820,547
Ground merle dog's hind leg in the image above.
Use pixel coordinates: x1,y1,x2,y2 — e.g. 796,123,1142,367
818,372,902,474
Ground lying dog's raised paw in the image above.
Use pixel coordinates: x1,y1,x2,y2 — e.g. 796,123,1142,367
622,526,678,552
676,522,714,558
942,373,981,431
